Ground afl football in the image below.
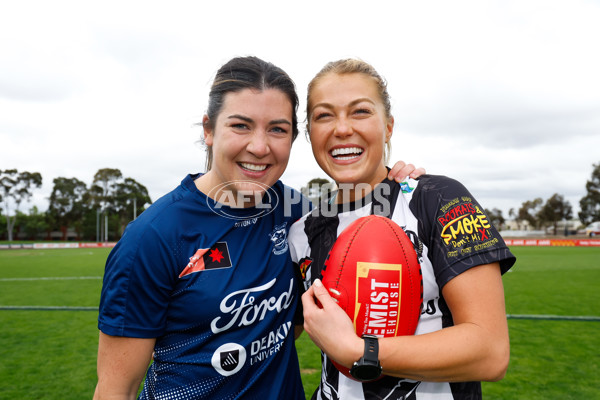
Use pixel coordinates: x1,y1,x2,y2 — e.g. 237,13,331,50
321,215,423,380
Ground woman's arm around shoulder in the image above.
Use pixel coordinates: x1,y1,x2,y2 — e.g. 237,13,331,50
93,332,156,400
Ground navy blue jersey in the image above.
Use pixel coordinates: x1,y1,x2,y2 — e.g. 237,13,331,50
289,175,516,400
98,174,309,399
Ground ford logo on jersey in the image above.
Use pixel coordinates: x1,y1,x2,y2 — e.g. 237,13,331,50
210,278,295,334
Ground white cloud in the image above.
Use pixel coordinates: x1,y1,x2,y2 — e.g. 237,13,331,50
1,0,599,221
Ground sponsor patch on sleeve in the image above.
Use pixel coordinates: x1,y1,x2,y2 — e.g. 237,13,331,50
437,197,498,258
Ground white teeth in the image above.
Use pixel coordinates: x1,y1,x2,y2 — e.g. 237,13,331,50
331,147,363,158
240,163,267,171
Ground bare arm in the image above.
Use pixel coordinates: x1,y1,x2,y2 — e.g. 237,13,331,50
379,262,509,381
302,262,509,382
93,332,156,400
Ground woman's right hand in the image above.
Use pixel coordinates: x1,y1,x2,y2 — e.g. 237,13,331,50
301,279,363,369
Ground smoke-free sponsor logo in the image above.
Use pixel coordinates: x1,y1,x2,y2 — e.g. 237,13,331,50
437,197,495,257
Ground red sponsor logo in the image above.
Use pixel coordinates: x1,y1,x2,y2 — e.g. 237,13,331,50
438,203,477,226
355,262,402,337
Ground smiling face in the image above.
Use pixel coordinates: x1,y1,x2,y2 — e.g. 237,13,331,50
196,88,293,207
308,73,393,200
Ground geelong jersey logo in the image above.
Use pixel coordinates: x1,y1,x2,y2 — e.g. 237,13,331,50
269,223,289,255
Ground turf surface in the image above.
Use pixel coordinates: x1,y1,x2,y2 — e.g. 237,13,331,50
0,246,598,399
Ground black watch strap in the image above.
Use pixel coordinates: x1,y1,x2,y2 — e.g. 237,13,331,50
362,335,379,364
350,334,382,381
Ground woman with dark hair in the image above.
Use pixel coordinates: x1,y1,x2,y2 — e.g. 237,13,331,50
94,56,308,400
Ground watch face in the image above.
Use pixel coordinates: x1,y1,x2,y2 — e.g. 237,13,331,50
350,364,382,382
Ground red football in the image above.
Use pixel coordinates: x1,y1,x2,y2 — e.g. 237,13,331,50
321,215,423,380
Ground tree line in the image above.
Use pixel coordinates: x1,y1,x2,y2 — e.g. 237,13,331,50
509,162,599,233
0,168,151,242
2,163,599,241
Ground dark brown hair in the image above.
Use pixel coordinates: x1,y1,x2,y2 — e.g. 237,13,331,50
203,56,299,171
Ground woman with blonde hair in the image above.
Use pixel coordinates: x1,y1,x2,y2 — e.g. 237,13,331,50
290,59,516,399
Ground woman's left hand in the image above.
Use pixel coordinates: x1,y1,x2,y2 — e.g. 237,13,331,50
388,161,426,182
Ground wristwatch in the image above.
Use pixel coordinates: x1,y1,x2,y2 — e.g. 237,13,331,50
349,335,382,382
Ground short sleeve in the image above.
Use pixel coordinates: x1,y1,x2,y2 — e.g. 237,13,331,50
410,175,516,288
98,221,178,338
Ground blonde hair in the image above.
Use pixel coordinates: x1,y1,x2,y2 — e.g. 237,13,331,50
306,59,392,164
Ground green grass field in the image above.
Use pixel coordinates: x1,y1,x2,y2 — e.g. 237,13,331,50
0,246,598,399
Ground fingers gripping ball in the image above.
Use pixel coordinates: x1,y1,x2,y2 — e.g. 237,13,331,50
321,215,423,380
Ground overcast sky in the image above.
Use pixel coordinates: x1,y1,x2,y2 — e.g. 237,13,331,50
1,0,599,219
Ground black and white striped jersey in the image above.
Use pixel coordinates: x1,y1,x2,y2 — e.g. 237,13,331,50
289,174,516,400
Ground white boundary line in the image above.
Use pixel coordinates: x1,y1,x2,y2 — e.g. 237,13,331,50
0,305,98,311
0,307,597,320
0,276,102,281
507,314,600,322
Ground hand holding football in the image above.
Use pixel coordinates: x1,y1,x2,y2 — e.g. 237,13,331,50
321,215,423,380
